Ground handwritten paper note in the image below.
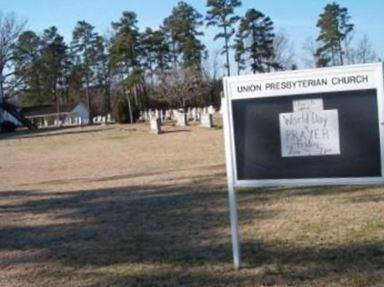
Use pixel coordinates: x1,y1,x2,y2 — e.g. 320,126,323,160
279,99,340,157
293,98,323,112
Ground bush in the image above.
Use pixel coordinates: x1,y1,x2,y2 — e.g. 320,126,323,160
113,96,140,124
1,121,17,133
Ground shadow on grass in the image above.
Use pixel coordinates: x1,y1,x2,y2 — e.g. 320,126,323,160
239,185,380,199
0,180,383,286
0,125,114,140
13,164,226,187
162,129,191,134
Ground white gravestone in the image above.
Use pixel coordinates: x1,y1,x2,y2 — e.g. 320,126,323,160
155,109,161,120
149,110,155,121
279,98,340,157
208,105,215,115
165,110,171,120
176,111,188,126
192,108,198,121
201,113,213,128
187,108,193,120
172,109,178,120
197,108,202,120
139,111,144,121
150,118,162,134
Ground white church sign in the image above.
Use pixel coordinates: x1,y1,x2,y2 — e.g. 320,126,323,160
222,63,384,269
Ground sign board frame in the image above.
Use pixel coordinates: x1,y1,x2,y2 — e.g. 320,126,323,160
222,63,384,269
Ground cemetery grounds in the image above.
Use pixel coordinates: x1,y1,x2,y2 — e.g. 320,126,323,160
0,120,383,287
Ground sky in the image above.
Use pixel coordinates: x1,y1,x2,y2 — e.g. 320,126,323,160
1,0,383,71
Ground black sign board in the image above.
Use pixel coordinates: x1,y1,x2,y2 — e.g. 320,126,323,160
223,63,384,187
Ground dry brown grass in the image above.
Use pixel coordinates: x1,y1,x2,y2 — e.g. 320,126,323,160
0,122,383,287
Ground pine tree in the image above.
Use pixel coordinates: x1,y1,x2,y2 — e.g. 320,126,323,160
240,9,279,73
206,0,241,76
140,27,171,86
233,19,246,75
71,21,99,120
110,11,140,72
93,35,111,115
40,26,69,112
110,11,141,123
13,31,44,104
163,1,205,69
316,2,354,66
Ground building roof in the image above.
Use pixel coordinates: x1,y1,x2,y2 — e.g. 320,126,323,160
22,102,87,117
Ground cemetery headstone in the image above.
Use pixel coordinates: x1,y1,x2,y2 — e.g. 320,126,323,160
200,113,213,128
150,118,162,134
208,105,215,115
176,111,188,126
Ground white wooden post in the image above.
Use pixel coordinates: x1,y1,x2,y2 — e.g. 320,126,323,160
222,88,241,269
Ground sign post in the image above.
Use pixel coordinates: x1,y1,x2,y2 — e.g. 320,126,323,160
222,63,384,269
222,91,241,269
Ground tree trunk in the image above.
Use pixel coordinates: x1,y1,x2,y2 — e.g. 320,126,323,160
127,89,133,124
331,46,336,66
86,72,92,123
0,72,4,131
172,41,178,68
223,24,231,76
104,81,111,115
251,26,257,74
338,39,344,65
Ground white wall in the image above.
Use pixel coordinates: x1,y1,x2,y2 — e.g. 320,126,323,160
71,102,89,121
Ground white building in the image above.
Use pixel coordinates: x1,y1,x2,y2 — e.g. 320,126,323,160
21,101,90,127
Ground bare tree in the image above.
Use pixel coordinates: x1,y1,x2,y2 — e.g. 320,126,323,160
302,37,319,68
349,34,378,64
156,66,207,108
203,49,222,81
273,30,296,70
0,12,25,127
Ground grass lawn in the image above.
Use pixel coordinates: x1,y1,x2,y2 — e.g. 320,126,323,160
0,122,383,286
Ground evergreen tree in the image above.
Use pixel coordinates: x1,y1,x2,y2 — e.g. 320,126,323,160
240,9,279,73
163,1,205,69
140,28,171,85
110,11,140,72
94,35,112,115
206,0,241,76
13,31,44,104
316,2,354,66
71,21,99,120
110,11,141,123
151,28,171,72
40,26,69,112
233,20,246,75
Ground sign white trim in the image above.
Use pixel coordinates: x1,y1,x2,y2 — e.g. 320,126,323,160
223,63,384,188
222,63,384,269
